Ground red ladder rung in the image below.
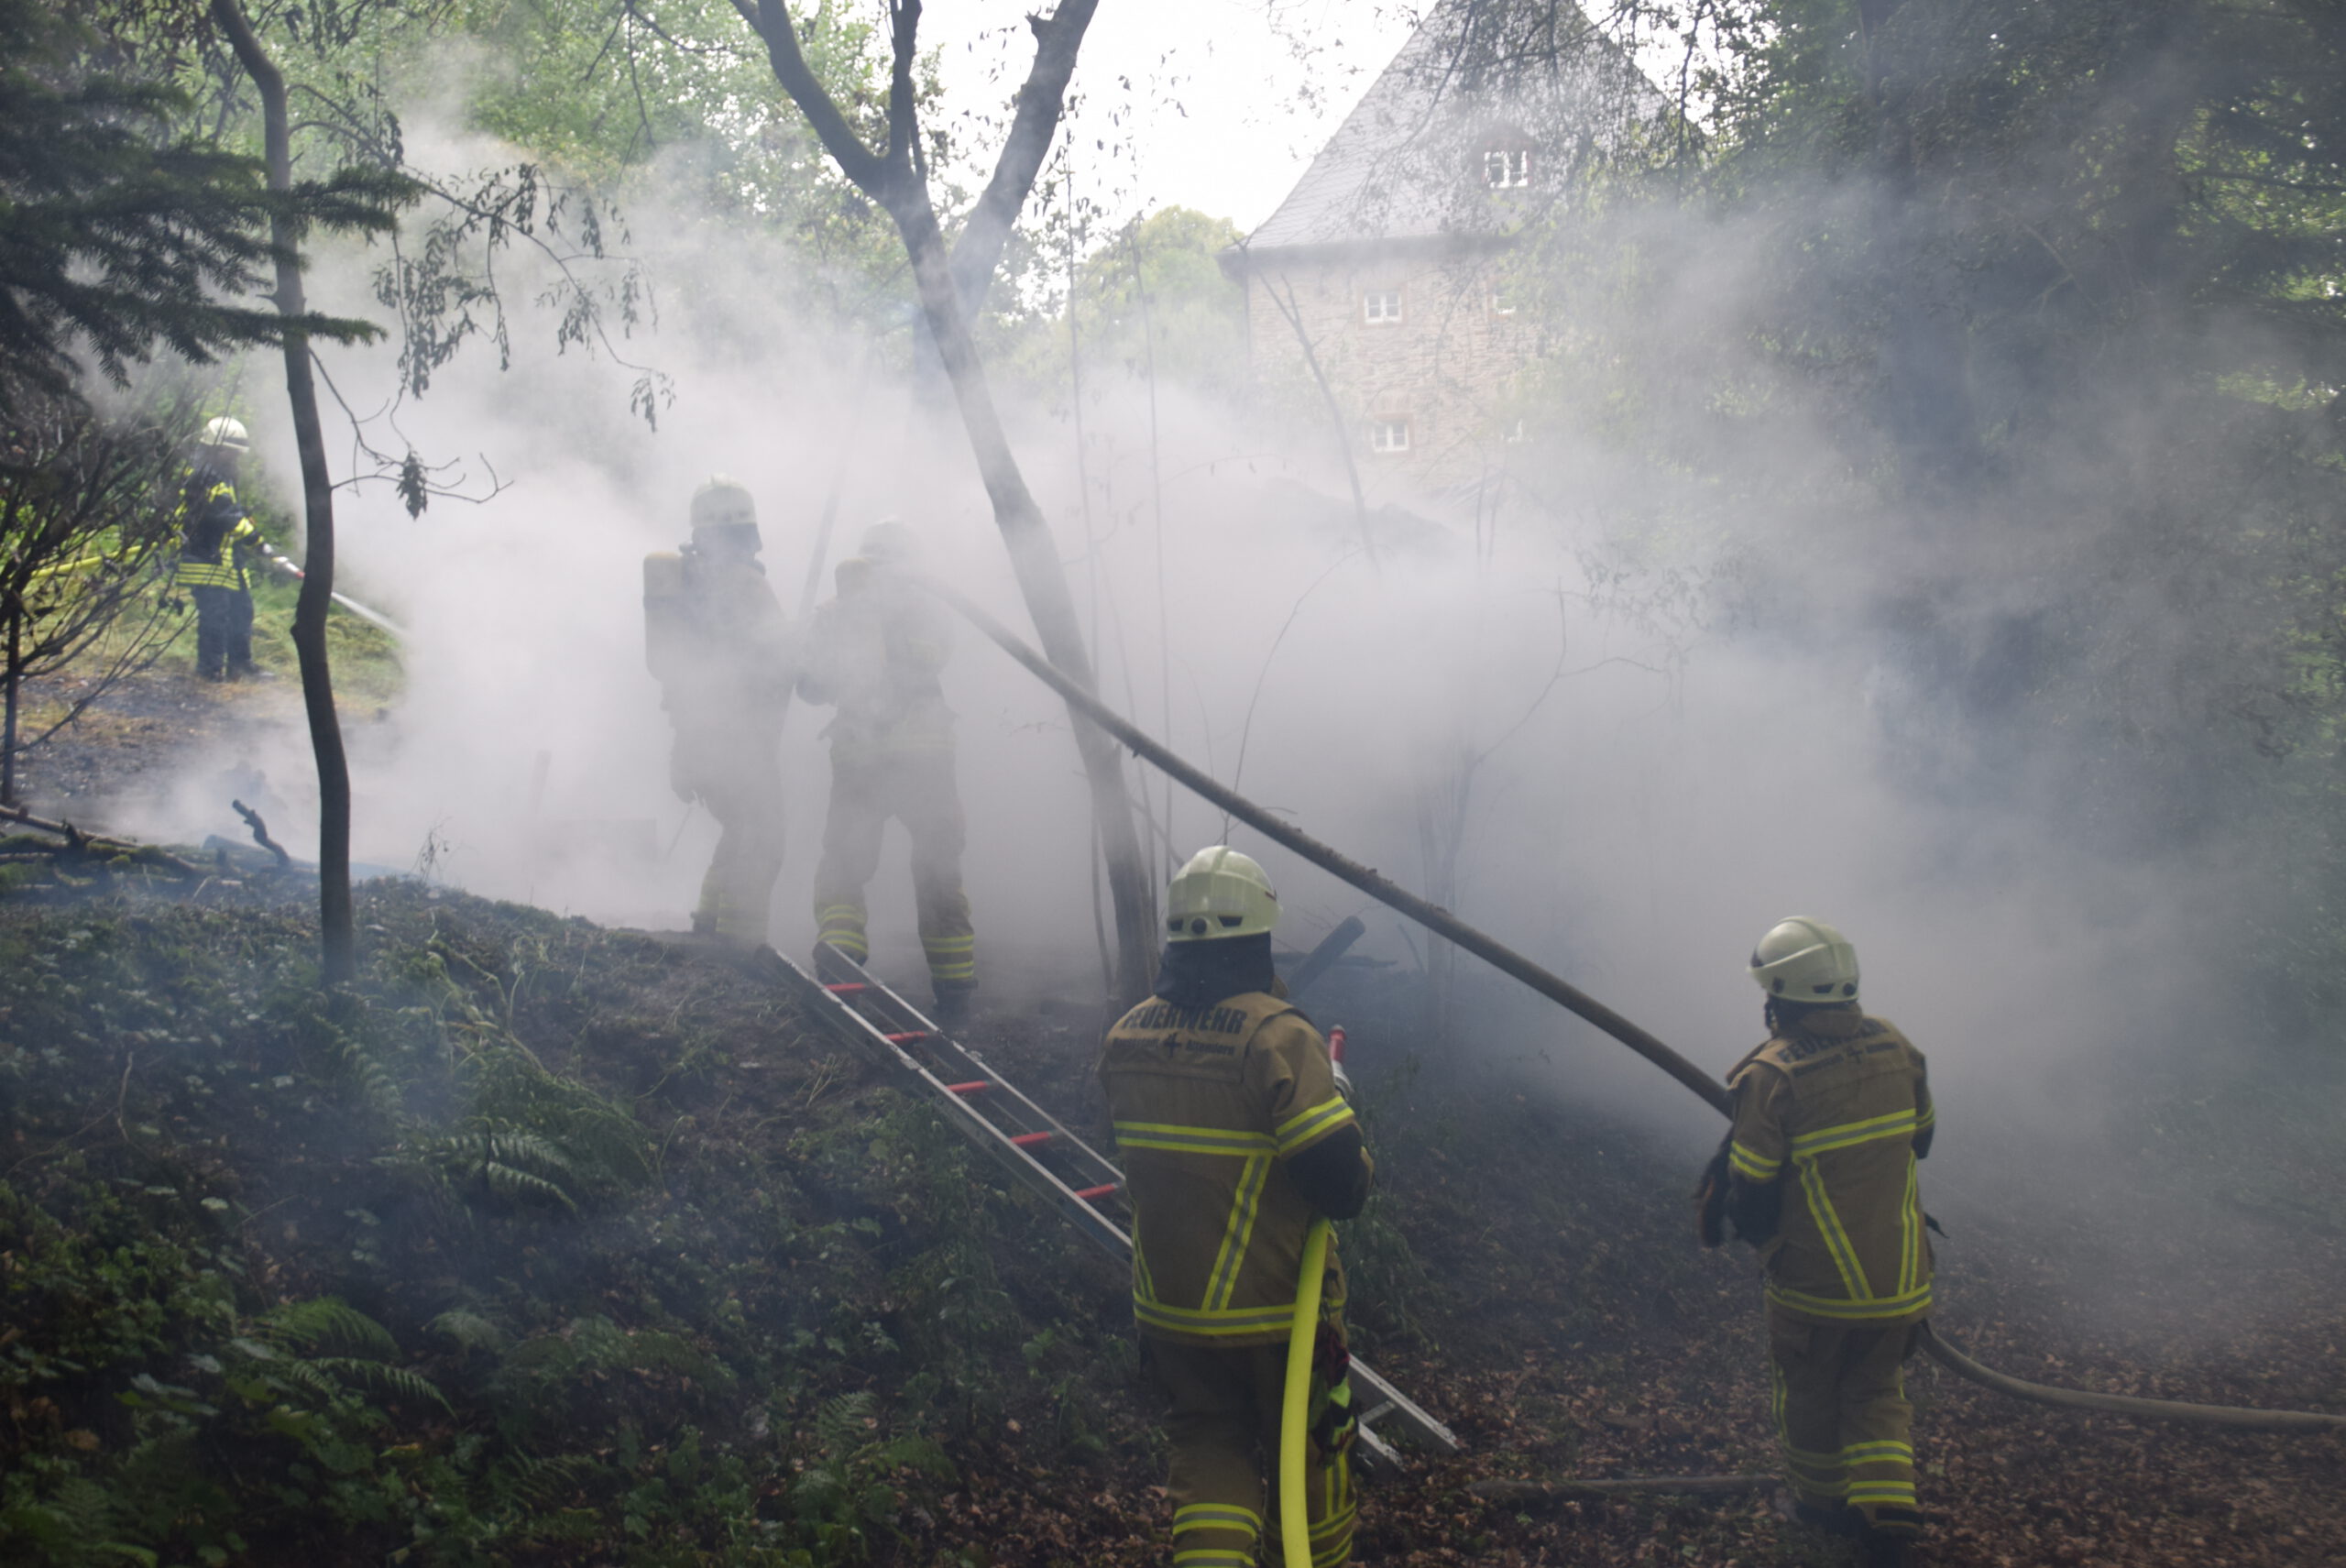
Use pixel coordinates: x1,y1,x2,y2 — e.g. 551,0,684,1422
1071,1183,1119,1201
1009,1132,1053,1148
945,1080,992,1095
824,982,868,993
884,1031,930,1045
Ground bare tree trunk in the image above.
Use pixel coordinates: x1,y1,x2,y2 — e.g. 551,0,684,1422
887,196,1157,999
743,0,1156,1001
213,0,356,984
3,601,20,808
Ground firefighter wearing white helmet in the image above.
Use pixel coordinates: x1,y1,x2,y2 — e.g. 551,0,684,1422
796,519,975,1019
174,415,267,680
1699,916,1935,1568
643,476,795,942
1099,847,1372,1568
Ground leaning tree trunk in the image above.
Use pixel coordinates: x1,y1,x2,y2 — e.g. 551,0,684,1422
3,599,21,808
886,194,1157,1000
212,0,356,984
744,0,1153,1002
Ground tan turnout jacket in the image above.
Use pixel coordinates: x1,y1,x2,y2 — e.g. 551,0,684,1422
1100,992,1361,1346
1728,1010,1935,1325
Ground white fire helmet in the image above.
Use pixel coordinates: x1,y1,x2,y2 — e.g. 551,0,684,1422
1748,916,1859,1004
1166,846,1279,943
859,518,915,564
200,416,249,454
689,477,760,544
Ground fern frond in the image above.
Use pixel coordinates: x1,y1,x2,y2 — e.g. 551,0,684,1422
428,1309,509,1354
484,1160,577,1212
312,1357,451,1409
495,1452,600,1507
263,1297,399,1357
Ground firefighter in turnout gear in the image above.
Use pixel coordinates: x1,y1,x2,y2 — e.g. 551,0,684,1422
1100,847,1373,1568
797,521,975,1020
175,417,266,681
644,477,795,943
1701,916,1934,1568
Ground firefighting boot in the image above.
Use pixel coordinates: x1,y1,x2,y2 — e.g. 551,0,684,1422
1861,1528,1914,1568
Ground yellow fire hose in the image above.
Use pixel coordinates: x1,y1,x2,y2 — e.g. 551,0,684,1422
1280,1218,1332,1568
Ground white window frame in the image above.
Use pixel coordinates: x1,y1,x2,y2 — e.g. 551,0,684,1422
1485,147,1531,189
1488,287,1519,318
1502,417,1528,444
1368,417,1412,454
1362,289,1404,324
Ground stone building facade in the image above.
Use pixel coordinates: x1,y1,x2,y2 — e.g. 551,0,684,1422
1223,9,1657,497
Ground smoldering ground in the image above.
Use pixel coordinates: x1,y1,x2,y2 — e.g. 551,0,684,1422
89,12,2344,1375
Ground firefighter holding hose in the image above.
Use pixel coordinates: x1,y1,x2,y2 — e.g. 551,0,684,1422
796,521,976,1021
643,477,795,943
1698,916,1934,1568
175,416,269,682
1100,847,1373,1568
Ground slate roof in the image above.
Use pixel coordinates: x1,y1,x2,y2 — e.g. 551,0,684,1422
1239,4,1661,258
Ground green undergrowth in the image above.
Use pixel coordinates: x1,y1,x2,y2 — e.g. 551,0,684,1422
0,886,1142,1566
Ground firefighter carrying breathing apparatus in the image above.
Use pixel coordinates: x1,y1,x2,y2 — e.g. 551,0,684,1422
1099,847,1372,1568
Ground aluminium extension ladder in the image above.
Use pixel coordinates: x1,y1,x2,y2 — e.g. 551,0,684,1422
740,938,1460,1475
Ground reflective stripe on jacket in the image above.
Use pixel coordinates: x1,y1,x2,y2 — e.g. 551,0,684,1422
1100,992,1361,1346
1728,1012,1935,1325
174,468,258,590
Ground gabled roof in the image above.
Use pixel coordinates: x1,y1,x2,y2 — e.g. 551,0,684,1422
1238,4,1661,258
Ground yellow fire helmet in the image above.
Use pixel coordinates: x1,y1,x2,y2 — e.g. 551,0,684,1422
1166,846,1279,943
1748,916,1859,1004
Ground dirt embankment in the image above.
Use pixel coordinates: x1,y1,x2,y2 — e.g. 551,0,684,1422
2,877,2341,1565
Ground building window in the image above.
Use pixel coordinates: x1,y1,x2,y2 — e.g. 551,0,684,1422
1485,147,1531,188
1363,290,1403,324
1488,285,1519,317
1369,417,1412,454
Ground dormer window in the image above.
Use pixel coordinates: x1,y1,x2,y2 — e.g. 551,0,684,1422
1369,416,1412,454
1484,147,1531,188
1363,290,1403,324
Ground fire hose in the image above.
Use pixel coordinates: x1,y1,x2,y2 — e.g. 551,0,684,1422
255,543,405,638
1280,1218,1332,1568
926,573,2346,1433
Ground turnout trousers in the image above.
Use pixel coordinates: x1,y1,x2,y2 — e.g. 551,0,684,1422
1768,1307,1924,1536
810,746,973,998
674,725,785,945
190,585,254,678
1144,1333,1355,1568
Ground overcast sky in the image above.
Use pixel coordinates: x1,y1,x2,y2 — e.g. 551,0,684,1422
925,2,1426,236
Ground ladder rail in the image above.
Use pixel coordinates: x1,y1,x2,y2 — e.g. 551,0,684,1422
766,943,1460,1464
771,951,1136,1257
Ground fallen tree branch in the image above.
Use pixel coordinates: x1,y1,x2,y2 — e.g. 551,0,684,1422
234,798,292,870
0,803,203,876
922,575,1730,1113
1470,1475,1772,1507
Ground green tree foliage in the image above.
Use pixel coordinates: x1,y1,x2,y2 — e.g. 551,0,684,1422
0,0,390,411
1449,1,2346,994
440,0,919,332
0,382,205,807
1006,205,1247,402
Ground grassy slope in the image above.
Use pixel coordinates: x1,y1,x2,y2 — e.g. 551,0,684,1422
2,883,2341,1566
